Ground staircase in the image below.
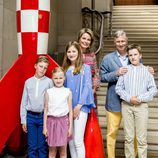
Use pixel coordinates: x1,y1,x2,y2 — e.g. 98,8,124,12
97,5,158,157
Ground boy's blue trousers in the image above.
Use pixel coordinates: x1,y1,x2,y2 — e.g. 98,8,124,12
27,112,48,158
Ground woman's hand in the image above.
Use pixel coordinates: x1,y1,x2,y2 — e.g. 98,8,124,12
73,104,82,119
68,127,73,138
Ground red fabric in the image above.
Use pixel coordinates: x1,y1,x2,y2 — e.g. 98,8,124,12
82,52,96,75
82,52,100,88
84,109,105,158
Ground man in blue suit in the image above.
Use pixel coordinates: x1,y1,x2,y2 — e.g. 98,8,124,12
100,30,154,158
100,30,130,158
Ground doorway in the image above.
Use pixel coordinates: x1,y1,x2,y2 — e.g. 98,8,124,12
114,0,157,5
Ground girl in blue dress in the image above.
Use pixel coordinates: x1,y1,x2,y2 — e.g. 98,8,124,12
62,41,95,158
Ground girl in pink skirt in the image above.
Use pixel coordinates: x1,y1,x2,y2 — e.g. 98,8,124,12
43,67,73,158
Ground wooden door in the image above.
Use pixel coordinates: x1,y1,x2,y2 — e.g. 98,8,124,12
115,0,157,5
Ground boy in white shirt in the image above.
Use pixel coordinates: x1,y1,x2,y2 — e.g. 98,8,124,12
20,56,53,158
115,44,157,158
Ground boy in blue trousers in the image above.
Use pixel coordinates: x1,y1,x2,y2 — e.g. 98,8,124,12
20,56,53,158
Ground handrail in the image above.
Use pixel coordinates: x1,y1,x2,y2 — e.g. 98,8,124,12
82,7,112,55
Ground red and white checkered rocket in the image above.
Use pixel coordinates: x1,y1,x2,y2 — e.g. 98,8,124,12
0,0,58,153
16,0,50,56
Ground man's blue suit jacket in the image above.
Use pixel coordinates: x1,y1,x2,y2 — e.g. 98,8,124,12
100,51,130,112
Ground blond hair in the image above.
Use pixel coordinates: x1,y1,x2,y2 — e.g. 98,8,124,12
52,67,64,77
36,56,49,64
77,28,94,47
62,41,83,75
126,43,142,54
